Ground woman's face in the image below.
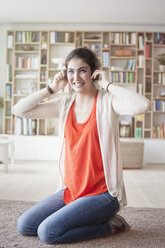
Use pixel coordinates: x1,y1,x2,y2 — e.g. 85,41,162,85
67,58,94,93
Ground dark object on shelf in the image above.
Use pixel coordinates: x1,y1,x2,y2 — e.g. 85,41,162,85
157,53,165,65
41,54,47,64
119,121,131,138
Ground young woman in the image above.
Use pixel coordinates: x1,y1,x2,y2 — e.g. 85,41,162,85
13,47,150,244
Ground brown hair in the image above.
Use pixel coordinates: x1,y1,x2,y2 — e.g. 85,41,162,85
65,47,101,74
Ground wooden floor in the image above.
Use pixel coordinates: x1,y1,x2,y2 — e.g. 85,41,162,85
0,160,165,208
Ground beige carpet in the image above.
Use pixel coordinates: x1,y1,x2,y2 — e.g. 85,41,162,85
0,199,165,248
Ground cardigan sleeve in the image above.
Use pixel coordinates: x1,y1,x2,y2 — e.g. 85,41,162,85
108,84,151,116
12,91,63,119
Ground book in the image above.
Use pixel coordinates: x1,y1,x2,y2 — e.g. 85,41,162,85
153,123,165,138
129,72,134,83
154,100,165,111
5,85,11,99
138,55,144,67
15,56,39,69
7,35,13,48
131,33,136,44
145,44,149,58
15,117,23,135
6,64,12,82
139,36,144,49
162,73,165,84
114,33,120,44
50,32,55,43
136,127,142,138
102,52,110,67
15,116,37,135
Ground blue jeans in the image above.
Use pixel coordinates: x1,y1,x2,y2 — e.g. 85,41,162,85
17,190,119,244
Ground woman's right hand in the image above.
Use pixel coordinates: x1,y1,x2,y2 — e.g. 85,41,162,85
49,68,68,93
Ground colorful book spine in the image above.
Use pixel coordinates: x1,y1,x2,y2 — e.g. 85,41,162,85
136,127,142,138
14,56,39,69
111,72,135,84
153,123,165,138
5,85,11,99
102,52,110,67
154,100,165,111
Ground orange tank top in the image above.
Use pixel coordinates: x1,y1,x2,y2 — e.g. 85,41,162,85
63,91,108,204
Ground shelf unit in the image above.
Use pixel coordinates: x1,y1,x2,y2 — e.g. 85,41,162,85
3,30,165,139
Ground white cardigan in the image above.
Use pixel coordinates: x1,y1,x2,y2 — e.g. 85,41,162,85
12,87,150,208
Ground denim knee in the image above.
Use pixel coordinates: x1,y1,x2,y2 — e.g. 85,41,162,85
17,215,28,236
17,214,37,236
37,221,59,245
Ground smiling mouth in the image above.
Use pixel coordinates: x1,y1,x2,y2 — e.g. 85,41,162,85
73,82,85,87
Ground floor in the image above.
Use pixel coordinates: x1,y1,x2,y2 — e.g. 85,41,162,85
0,160,165,208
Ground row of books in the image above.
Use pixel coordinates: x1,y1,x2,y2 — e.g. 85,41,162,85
124,59,136,70
153,123,165,138
102,52,110,67
111,32,136,45
84,43,101,57
111,72,136,84
154,33,165,45
5,85,12,99
14,55,39,69
15,117,37,135
136,127,142,138
153,100,165,112
50,32,74,43
16,31,40,43
154,73,165,84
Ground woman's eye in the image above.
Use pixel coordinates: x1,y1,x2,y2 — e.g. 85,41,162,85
68,70,73,74
80,70,87,73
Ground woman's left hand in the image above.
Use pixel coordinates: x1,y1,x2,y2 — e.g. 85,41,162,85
90,70,108,90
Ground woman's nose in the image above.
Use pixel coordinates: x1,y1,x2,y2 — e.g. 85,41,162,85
74,71,80,81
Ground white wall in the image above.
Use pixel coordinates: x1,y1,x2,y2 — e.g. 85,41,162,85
144,139,165,164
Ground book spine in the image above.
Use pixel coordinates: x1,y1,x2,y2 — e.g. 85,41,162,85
5,85,11,99
15,117,23,135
